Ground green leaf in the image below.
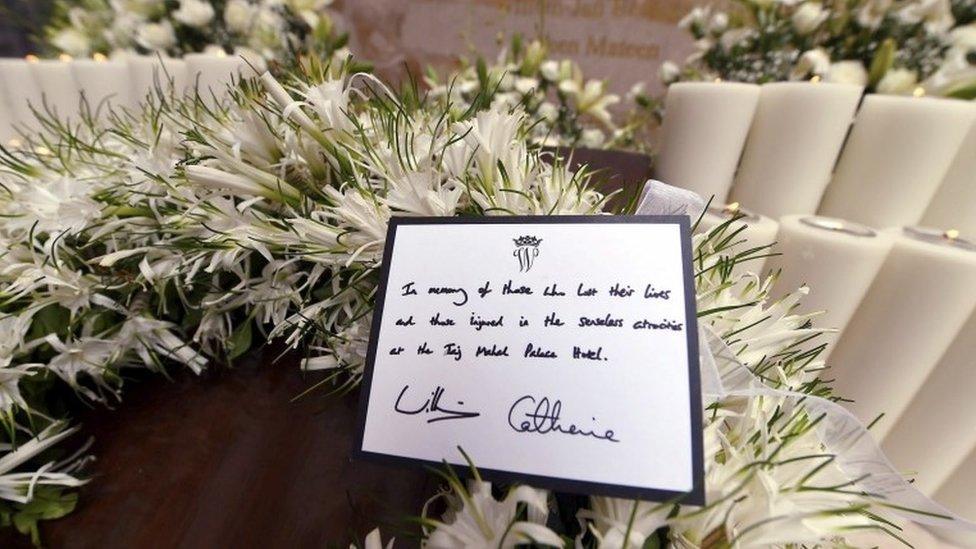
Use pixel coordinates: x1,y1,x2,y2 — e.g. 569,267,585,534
868,38,896,87
227,320,253,361
945,81,976,101
10,487,79,545
28,304,70,341
476,57,489,90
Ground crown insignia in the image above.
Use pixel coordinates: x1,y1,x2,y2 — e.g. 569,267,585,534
513,235,542,247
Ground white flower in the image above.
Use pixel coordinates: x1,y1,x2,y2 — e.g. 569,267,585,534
106,12,142,49
135,20,176,51
659,60,681,84
949,23,976,49
579,128,605,148
856,0,893,29
539,60,560,81
719,28,753,50
224,0,256,33
578,497,670,547
285,0,334,28
0,423,87,504
109,0,162,18
536,102,558,122
352,529,393,549
235,46,268,73
709,12,729,33
679,7,710,31
425,480,560,548
877,67,919,94
50,27,91,57
898,0,955,34
791,48,831,80
826,60,868,86
173,0,216,28
923,46,976,95
791,2,828,35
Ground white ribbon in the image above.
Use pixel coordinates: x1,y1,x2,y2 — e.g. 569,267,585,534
639,179,976,543
700,326,976,544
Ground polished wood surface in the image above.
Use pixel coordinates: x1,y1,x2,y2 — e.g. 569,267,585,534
0,149,650,547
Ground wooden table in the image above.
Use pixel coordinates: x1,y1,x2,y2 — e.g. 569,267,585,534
1,150,651,548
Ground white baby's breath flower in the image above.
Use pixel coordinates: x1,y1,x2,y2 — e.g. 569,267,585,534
877,67,919,94
792,2,828,35
679,7,711,32
135,19,176,51
826,60,868,86
173,0,216,28
659,60,681,84
719,28,753,50
709,12,729,33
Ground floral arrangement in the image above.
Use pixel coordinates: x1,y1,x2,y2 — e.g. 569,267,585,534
43,0,342,63
666,0,976,98
0,50,949,545
424,35,657,152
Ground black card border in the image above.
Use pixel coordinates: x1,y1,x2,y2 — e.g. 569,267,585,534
353,215,705,506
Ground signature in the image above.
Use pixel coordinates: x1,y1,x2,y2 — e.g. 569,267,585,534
507,395,619,442
394,385,481,423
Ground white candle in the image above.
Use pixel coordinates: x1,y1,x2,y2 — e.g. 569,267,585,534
935,446,976,522
829,227,976,439
128,55,188,106
730,82,863,218
921,121,976,238
818,95,976,228
71,56,133,115
29,55,82,121
654,82,760,203
882,309,976,495
0,58,44,133
0,79,14,141
184,53,245,101
765,216,892,356
695,203,779,279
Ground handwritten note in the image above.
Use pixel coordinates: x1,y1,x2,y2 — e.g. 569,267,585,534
355,216,703,503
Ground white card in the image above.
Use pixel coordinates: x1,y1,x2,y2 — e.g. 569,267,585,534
355,216,704,503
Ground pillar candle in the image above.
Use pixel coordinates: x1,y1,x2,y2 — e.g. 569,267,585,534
695,203,779,279
71,57,132,115
0,58,44,133
935,446,976,522
184,53,245,100
654,82,760,203
882,309,976,495
829,227,976,439
0,80,14,142
921,121,976,238
28,56,81,121
818,95,976,228
765,216,892,356
730,82,863,218
128,55,188,105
